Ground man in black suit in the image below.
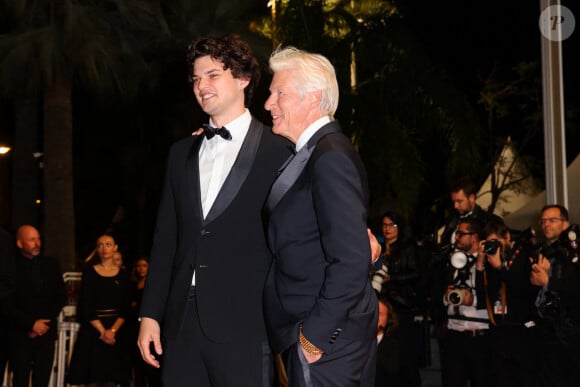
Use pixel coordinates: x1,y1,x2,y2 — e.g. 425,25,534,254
9,225,65,387
262,46,378,386
137,36,292,386
440,176,489,247
531,205,580,386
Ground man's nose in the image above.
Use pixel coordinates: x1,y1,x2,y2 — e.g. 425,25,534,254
264,96,273,110
195,78,206,91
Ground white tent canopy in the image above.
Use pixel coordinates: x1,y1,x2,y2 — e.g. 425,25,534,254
476,140,539,222
504,152,580,230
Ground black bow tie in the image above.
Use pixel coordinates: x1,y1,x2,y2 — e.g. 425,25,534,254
202,124,232,140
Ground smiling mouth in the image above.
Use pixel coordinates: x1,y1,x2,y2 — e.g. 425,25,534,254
200,93,215,102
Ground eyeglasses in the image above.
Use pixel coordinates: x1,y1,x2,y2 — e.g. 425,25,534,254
455,230,475,237
539,217,564,225
382,222,398,229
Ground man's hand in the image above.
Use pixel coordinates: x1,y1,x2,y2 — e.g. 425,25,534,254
368,229,381,264
530,254,550,287
138,317,163,368
480,241,501,270
461,288,474,306
31,319,51,337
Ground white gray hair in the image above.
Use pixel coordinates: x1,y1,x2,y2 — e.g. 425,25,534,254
269,46,339,117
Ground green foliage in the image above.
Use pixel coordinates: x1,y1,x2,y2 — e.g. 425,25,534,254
477,61,545,213
252,0,483,233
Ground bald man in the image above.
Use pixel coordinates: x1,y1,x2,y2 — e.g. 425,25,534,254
8,225,65,387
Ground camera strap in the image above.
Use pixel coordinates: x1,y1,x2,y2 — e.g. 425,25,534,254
483,270,507,326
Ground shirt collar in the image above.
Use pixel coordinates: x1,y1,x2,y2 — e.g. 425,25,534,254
295,116,331,152
208,109,251,136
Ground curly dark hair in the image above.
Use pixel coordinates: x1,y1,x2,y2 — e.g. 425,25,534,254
186,35,261,107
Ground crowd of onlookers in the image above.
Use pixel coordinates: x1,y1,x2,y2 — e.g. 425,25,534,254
0,226,161,387
2,175,580,387
371,176,580,387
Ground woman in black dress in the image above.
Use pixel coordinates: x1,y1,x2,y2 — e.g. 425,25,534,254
67,234,132,387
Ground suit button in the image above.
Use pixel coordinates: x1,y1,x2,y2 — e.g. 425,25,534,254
201,229,210,236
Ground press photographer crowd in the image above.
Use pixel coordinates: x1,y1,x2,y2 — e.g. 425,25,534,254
2,174,579,387
371,177,580,387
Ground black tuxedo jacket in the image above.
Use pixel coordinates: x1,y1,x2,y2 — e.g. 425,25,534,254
263,121,377,354
140,118,292,343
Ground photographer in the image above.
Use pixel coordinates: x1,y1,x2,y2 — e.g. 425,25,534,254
531,205,580,386
433,218,495,387
440,177,490,247
481,216,542,387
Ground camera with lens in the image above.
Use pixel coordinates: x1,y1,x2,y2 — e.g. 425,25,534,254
450,250,476,270
484,239,516,269
371,263,389,293
529,241,563,264
447,285,472,306
484,239,502,255
514,226,576,264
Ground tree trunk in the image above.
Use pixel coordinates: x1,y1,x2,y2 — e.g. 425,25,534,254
12,96,41,230
43,76,76,271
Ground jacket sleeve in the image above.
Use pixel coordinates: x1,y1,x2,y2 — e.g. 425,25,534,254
301,150,374,353
139,145,179,322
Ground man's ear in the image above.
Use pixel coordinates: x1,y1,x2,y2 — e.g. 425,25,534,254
16,240,23,250
238,77,250,90
307,90,322,106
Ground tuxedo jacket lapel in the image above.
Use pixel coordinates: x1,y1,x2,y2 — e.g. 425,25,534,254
186,135,204,221
203,119,264,225
265,147,310,212
265,121,341,213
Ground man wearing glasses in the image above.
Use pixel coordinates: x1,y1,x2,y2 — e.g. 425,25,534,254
531,204,580,386
537,204,569,244
434,218,494,387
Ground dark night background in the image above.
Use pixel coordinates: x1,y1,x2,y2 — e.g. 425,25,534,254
0,0,578,270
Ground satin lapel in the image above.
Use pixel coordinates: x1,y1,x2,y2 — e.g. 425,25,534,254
186,135,204,220
203,119,264,225
265,121,341,213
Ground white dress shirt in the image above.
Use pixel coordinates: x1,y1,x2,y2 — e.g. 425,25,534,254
193,109,251,285
199,109,251,218
295,116,331,152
